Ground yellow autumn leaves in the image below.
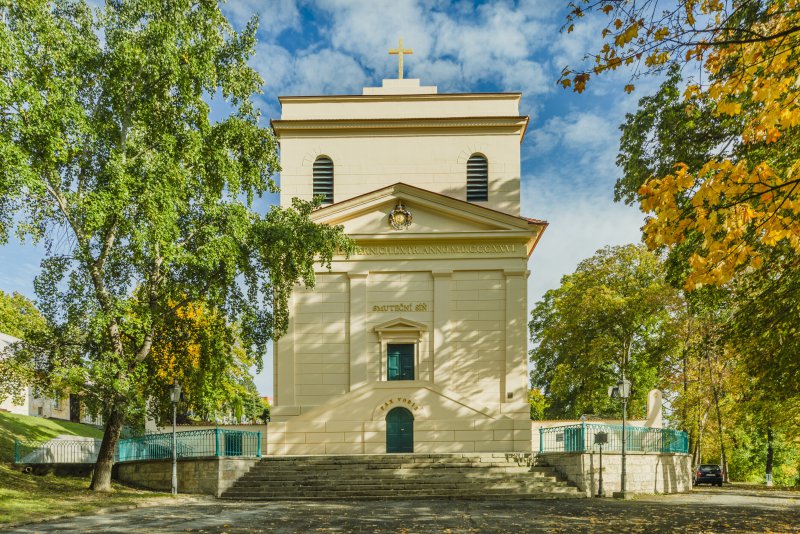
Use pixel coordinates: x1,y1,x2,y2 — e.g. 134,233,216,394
567,0,800,289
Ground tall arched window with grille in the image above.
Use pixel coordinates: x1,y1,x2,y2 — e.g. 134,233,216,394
466,154,488,202
313,156,334,205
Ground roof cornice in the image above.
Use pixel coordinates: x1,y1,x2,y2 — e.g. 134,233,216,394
278,92,522,103
271,116,530,143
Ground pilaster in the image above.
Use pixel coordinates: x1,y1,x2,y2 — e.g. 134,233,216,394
504,270,529,406
348,272,369,389
275,291,296,409
432,270,452,387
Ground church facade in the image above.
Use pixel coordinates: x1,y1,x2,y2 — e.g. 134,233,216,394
267,73,546,455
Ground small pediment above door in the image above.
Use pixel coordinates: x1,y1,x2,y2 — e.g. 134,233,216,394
374,317,428,338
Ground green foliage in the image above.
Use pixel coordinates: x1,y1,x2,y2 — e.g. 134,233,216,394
0,290,45,340
615,67,800,483
528,387,548,421
529,244,682,419
0,1,352,489
615,65,741,206
0,291,48,402
726,427,800,486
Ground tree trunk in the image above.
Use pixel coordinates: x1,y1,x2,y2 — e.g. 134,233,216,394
89,403,126,491
766,426,774,486
711,382,729,482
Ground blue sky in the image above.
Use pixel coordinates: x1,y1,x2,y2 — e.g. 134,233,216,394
0,0,662,396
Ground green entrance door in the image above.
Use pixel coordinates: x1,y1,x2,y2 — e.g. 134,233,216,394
386,407,414,453
387,344,414,381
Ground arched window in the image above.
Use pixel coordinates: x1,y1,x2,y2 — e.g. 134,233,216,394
313,156,334,205
466,154,488,202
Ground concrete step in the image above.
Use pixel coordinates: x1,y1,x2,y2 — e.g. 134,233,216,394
223,488,584,500
221,453,580,501
226,493,582,501
261,454,536,466
236,470,559,482
225,484,577,499
243,466,553,476
228,476,564,488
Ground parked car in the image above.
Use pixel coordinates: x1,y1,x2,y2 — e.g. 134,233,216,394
693,464,724,486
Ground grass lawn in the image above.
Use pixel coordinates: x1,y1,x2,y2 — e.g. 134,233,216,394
0,411,103,463
0,412,174,526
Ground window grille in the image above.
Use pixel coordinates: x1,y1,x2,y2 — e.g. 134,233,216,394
466,154,488,201
313,156,334,204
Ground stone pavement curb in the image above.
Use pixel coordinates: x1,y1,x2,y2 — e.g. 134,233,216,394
4,494,212,529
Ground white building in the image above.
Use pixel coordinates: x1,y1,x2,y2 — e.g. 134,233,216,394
267,72,547,455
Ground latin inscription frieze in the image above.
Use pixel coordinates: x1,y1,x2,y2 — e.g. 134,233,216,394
352,243,521,257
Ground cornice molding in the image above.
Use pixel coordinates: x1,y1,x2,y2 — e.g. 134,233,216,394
278,92,522,104
271,116,529,142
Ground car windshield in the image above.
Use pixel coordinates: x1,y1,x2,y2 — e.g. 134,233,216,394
699,465,720,471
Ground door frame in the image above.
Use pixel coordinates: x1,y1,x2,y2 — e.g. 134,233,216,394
386,406,414,453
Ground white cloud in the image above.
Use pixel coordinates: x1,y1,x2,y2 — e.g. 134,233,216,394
523,187,645,308
223,0,301,36
282,0,556,95
522,106,642,308
252,43,369,104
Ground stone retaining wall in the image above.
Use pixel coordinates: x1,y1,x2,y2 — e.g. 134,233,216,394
115,457,257,497
541,451,691,496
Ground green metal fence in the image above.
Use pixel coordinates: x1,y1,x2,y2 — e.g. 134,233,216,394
538,423,688,454
116,429,261,462
15,429,261,464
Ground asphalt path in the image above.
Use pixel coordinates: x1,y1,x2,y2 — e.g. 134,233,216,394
7,486,799,533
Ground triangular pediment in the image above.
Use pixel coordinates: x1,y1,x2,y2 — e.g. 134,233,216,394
311,183,545,237
374,317,428,334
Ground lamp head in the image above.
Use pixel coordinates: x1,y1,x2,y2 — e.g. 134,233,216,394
171,380,182,403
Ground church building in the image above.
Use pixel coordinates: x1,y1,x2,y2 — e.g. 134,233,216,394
267,42,547,455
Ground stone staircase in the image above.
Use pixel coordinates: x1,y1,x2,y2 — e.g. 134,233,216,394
221,453,583,500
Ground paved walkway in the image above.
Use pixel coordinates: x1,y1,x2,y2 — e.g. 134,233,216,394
8,487,799,533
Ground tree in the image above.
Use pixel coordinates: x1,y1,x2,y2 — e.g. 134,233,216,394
140,301,265,428
528,387,549,421
0,1,351,490
529,245,682,419
0,290,46,402
0,290,45,340
615,55,799,478
561,1,800,289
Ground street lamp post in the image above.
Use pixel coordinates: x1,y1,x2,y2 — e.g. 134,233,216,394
171,380,182,496
609,377,631,499
595,431,608,497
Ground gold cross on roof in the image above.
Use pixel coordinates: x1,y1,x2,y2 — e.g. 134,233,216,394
389,38,413,79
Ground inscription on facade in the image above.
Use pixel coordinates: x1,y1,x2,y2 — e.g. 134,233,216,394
379,397,422,412
372,303,428,312
353,243,520,256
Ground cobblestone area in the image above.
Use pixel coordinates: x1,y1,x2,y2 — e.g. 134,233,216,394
8,486,799,533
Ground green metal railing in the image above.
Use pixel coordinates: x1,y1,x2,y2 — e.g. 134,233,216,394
15,429,261,464
117,429,261,462
538,423,688,454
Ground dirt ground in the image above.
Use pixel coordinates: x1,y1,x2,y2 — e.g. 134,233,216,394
7,484,799,533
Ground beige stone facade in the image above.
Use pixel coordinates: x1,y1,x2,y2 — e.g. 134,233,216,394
269,78,546,455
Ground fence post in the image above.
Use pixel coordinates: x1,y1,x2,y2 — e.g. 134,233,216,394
14,440,18,464
215,428,221,457
581,421,587,453
538,427,543,453
257,432,262,458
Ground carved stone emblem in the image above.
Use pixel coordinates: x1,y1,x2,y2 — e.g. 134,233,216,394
388,201,412,230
